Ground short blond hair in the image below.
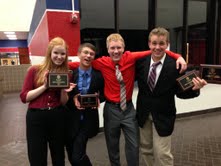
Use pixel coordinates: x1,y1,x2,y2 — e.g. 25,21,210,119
149,27,170,43
106,33,125,48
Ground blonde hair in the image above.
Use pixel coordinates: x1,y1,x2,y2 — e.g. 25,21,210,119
149,27,170,43
35,37,69,86
106,33,125,48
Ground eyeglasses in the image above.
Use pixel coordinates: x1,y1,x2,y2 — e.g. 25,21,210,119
82,50,95,56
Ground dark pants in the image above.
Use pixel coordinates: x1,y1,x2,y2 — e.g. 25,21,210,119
26,106,65,166
104,102,140,166
65,109,92,166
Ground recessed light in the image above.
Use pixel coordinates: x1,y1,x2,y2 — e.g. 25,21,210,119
6,34,17,38
4,32,15,35
8,37,17,40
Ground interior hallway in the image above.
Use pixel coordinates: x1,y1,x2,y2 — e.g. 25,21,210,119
0,84,221,165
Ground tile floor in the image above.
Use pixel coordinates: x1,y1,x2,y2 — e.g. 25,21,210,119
0,90,221,166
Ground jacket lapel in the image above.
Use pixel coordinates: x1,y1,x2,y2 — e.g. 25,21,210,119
72,69,79,83
145,57,151,86
154,55,172,91
87,69,95,94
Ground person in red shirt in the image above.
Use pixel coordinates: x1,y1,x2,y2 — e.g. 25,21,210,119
68,33,187,166
20,37,76,166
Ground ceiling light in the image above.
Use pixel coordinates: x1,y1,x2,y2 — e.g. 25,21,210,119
4,32,15,35
6,34,17,38
8,37,17,40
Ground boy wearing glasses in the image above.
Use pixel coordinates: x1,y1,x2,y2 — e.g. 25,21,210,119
65,43,105,165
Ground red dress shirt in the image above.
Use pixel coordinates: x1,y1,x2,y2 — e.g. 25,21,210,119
69,50,180,103
20,66,62,108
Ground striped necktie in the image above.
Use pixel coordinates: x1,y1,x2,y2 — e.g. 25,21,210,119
147,61,161,92
115,65,127,111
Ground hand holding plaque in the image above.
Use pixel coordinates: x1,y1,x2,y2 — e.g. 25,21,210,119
78,94,98,108
47,73,69,88
176,70,198,91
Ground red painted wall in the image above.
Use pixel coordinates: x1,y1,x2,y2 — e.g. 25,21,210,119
29,10,80,57
29,13,49,56
47,11,80,56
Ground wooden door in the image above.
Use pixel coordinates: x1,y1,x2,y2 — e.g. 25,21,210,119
18,47,30,64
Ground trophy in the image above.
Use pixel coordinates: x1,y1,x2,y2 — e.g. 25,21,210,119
47,73,69,88
78,94,98,108
176,70,198,91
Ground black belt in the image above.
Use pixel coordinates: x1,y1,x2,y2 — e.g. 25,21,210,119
106,100,132,106
29,105,62,111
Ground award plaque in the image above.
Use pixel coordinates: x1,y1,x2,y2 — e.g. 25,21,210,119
48,73,69,88
79,94,98,108
176,70,198,91
200,64,221,84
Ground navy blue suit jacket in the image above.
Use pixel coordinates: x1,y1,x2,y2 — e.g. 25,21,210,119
66,68,105,138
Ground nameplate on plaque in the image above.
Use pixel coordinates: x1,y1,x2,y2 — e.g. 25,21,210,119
79,94,98,108
48,73,69,88
176,70,198,91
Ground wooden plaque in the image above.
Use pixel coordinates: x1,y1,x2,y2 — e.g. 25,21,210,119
176,70,198,91
79,94,98,108
200,64,221,84
48,73,69,88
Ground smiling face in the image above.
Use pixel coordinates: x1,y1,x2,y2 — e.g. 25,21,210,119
106,33,125,64
148,27,169,61
78,43,96,70
107,40,124,63
148,35,168,61
51,45,67,66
